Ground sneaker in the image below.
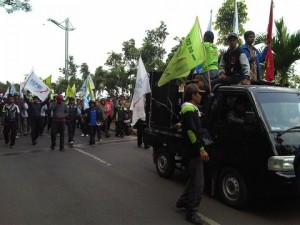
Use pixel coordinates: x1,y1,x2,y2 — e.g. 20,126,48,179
70,141,74,145
85,134,89,137
91,144,95,147
15,135,19,139
59,147,65,151
185,213,204,225
51,145,55,150
10,145,15,149
81,133,84,137
32,141,38,145
98,139,103,143
105,134,111,138
176,200,187,210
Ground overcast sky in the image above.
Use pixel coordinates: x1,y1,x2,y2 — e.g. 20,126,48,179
0,0,299,84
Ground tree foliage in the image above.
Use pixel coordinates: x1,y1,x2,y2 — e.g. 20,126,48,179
255,18,300,86
214,0,248,45
0,0,31,13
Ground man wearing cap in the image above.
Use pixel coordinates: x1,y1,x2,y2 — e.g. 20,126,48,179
240,30,268,81
176,84,209,225
49,94,69,151
212,33,250,87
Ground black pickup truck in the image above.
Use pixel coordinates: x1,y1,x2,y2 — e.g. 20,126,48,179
143,80,300,208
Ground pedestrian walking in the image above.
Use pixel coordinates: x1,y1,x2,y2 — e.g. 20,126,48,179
1,94,20,148
49,94,69,151
24,93,50,145
66,97,82,146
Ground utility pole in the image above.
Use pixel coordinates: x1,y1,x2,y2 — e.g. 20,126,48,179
48,18,75,80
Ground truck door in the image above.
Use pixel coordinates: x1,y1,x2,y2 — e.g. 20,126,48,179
208,92,268,182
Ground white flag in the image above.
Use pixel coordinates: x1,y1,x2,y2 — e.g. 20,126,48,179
4,87,9,98
130,56,151,126
23,71,51,101
233,0,239,35
19,82,25,99
10,82,16,95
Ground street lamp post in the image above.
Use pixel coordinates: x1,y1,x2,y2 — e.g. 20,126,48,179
48,18,75,80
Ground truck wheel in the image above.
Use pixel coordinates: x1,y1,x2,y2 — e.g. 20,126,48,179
218,167,248,209
156,148,175,178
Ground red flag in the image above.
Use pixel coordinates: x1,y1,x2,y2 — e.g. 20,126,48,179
265,0,274,81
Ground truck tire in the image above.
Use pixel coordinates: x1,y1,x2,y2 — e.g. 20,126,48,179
217,167,249,209
156,148,175,178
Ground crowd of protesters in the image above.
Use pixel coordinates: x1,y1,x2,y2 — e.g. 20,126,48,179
0,91,132,150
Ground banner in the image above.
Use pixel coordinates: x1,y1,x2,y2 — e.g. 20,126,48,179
130,56,151,126
158,17,206,87
265,0,275,81
23,71,51,101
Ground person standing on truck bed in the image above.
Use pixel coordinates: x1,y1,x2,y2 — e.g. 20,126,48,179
176,84,209,225
212,32,250,87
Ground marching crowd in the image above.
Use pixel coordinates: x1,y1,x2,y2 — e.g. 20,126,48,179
0,91,131,150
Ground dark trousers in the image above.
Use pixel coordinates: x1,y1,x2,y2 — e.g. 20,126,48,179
102,119,109,137
211,75,241,87
115,121,124,136
96,125,102,140
80,120,88,135
51,121,65,149
178,157,204,215
31,116,42,143
136,119,144,146
88,125,97,145
3,121,17,146
67,120,76,142
107,115,112,131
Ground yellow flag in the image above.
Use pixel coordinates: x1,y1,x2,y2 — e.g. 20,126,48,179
43,75,52,88
158,17,206,87
66,84,75,99
87,80,95,100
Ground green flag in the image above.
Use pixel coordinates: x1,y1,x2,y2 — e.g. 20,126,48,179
43,75,52,88
158,17,206,87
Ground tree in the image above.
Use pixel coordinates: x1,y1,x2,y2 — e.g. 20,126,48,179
80,62,90,80
59,56,79,81
214,0,248,45
256,18,300,86
141,21,168,71
0,0,31,13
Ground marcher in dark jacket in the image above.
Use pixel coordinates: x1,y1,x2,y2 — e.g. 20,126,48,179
1,94,20,148
114,99,125,138
67,97,82,145
176,84,209,225
24,93,50,145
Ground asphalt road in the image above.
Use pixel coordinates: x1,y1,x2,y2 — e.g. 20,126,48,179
0,129,300,225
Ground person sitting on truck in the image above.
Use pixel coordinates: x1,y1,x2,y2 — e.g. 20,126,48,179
212,33,250,87
227,96,249,124
176,83,209,225
240,30,268,82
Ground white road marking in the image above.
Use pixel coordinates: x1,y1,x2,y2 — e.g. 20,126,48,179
199,213,221,225
73,147,111,167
